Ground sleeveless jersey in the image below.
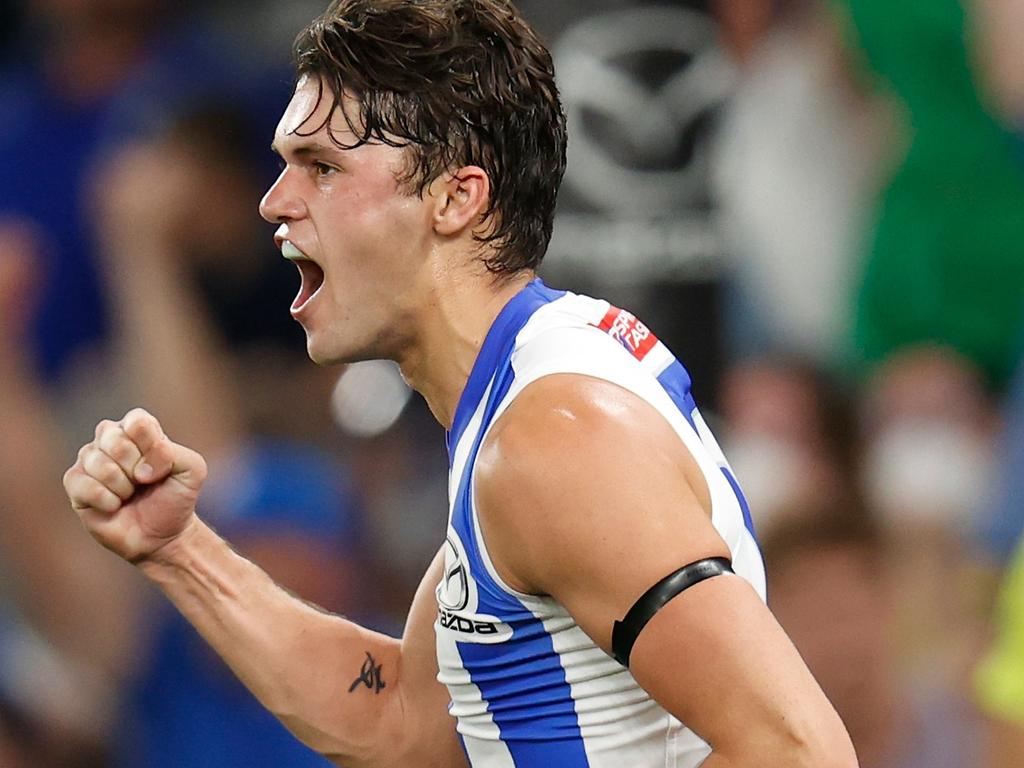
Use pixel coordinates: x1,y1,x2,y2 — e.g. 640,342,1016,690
436,279,766,767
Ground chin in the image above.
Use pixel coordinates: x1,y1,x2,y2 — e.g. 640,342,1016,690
305,332,370,367
303,333,335,366
305,343,342,367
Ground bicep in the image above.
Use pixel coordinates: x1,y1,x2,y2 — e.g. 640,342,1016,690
627,574,834,759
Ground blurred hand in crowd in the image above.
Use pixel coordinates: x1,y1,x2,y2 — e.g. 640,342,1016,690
972,0,1024,127
0,218,44,354
93,128,262,270
93,143,200,256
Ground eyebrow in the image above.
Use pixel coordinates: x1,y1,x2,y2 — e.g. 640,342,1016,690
270,140,337,159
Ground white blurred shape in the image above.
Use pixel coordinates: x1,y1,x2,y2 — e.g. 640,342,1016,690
331,360,412,438
724,433,808,527
864,421,994,527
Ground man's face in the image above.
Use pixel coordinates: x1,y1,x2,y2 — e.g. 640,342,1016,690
260,76,438,365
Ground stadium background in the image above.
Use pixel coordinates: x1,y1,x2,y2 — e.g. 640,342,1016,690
1,0,1022,765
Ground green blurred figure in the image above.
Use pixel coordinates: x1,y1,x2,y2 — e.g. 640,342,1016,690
838,0,1024,389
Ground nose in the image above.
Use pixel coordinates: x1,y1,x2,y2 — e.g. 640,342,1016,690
259,169,307,224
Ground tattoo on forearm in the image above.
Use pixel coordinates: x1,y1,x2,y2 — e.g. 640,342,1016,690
348,652,386,694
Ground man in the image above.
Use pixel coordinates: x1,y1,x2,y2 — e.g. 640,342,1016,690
62,1,857,766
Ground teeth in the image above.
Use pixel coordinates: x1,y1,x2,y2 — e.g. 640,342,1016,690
281,241,307,261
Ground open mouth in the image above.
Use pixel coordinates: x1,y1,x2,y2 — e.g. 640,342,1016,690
282,241,325,313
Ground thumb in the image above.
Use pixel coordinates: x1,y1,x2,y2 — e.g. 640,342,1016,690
135,437,208,491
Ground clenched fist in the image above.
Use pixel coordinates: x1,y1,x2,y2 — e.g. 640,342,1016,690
63,409,208,563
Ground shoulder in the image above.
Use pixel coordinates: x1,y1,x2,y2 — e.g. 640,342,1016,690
476,373,661,499
474,373,722,596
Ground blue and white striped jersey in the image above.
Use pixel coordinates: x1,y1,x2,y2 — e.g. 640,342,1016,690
436,279,766,767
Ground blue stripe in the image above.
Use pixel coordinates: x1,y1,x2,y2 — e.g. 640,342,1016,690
447,279,565,465
451,361,524,603
722,465,758,542
656,360,759,543
656,359,699,433
458,633,591,746
447,279,588,766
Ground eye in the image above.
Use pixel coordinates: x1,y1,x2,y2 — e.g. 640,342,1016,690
313,161,337,177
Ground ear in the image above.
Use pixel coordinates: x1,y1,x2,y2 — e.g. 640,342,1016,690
432,166,491,237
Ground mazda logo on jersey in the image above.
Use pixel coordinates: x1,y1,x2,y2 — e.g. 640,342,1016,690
436,531,514,644
437,536,469,612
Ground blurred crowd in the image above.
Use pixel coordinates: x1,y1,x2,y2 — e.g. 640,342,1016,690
0,0,1021,766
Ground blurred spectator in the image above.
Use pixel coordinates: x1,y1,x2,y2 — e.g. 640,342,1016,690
854,348,998,697
84,103,309,455
764,510,983,768
0,219,128,766
0,0,286,380
712,0,882,367
718,357,858,529
859,348,996,530
835,0,1024,390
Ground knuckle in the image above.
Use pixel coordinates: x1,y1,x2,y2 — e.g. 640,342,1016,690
81,446,102,472
123,408,158,439
149,437,174,463
99,462,125,487
89,488,118,512
123,406,152,425
99,428,133,462
82,449,125,488
65,477,97,510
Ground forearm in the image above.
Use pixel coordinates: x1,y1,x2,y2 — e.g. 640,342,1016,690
139,518,405,765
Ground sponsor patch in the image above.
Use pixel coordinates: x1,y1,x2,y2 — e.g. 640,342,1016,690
595,306,658,361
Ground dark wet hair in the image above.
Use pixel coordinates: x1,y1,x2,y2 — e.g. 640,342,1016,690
292,0,567,274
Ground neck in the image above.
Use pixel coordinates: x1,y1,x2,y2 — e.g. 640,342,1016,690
396,265,534,429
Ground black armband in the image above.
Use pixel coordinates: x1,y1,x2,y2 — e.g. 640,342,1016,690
611,557,734,668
